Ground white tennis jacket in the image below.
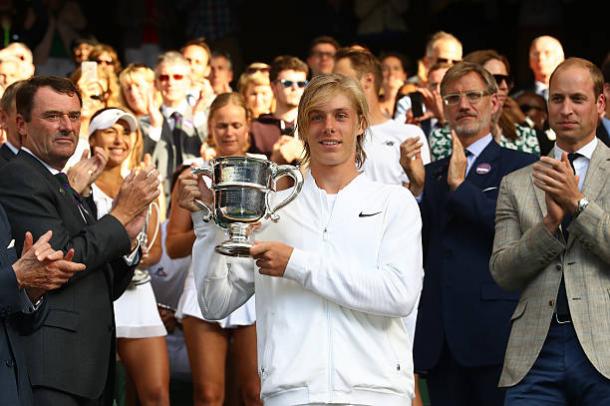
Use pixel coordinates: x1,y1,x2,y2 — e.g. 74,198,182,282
192,171,423,405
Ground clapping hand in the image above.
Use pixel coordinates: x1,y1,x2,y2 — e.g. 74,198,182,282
399,137,425,196
447,131,468,191
13,230,86,300
67,147,108,194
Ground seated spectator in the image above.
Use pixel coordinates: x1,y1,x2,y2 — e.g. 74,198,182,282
394,62,452,137
180,38,215,108
379,52,409,118
208,51,234,94
244,62,270,78
429,50,540,160
410,31,462,85
238,71,274,119
89,44,123,76
514,90,554,155
526,35,564,99
248,55,308,163
306,35,339,76
0,42,35,81
141,51,205,201
71,36,99,65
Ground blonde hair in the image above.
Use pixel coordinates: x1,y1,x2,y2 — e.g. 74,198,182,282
118,64,161,114
238,71,275,117
296,73,369,168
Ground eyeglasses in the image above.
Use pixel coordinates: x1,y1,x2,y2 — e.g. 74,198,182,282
436,57,461,65
278,79,308,88
158,74,185,82
310,51,336,59
493,74,514,89
442,90,490,106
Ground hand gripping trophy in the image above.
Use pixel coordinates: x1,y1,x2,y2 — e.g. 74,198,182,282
193,156,303,257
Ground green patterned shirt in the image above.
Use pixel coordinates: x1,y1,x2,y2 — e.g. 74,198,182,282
429,124,540,161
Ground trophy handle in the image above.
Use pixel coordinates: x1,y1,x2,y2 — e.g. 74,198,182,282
266,164,304,222
191,166,214,222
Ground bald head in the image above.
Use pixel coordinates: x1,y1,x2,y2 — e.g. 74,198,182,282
529,36,564,85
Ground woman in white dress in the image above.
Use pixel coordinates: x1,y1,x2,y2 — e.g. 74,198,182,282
88,108,170,405
168,93,261,406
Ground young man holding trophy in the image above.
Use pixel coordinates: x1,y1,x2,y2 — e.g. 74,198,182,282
178,73,424,405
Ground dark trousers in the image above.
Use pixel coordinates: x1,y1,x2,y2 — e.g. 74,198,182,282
505,318,610,405
426,341,505,406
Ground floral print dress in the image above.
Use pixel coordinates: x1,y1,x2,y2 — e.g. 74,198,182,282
429,124,540,161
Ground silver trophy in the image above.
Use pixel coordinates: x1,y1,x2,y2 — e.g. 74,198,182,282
193,156,304,257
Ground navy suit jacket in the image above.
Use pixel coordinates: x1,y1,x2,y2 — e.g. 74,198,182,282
414,141,537,371
0,144,15,168
0,203,42,406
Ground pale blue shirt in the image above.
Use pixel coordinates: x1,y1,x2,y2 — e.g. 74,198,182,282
553,137,598,192
464,134,493,176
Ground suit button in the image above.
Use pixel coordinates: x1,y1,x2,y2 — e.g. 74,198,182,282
555,264,562,271
549,300,554,307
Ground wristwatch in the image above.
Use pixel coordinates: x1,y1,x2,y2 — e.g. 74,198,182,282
574,197,589,218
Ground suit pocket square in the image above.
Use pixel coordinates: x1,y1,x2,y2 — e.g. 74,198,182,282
7,239,14,249
482,186,498,192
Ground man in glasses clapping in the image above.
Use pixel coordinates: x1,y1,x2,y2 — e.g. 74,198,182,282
401,62,537,405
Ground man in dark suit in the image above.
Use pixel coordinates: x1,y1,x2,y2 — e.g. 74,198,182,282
0,76,160,405
0,81,24,166
401,62,537,405
1,203,85,405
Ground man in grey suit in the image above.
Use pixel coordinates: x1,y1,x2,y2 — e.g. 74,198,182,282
491,57,610,403
142,51,204,198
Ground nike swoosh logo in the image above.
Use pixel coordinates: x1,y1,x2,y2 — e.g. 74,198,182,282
359,211,382,218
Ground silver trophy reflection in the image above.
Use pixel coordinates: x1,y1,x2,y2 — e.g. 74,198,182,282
192,156,303,257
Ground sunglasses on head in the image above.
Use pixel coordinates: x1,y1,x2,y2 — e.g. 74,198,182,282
279,79,308,88
158,74,185,82
246,66,270,74
492,74,514,89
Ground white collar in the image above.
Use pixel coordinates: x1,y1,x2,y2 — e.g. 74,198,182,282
553,137,598,161
161,101,189,119
3,140,19,154
464,133,493,159
21,147,61,175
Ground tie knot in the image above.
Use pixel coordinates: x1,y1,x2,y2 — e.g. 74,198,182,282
55,172,70,185
567,152,581,172
171,111,183,129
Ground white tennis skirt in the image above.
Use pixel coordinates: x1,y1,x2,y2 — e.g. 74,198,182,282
176,267,256,329
114,280,167,338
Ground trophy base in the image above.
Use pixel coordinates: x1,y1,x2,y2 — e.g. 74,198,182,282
215,241,253,257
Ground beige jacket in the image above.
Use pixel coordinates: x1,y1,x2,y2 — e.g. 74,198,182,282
490,141,610,387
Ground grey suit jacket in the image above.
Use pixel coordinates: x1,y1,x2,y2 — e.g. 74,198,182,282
490,140,610,387
140,109,203,188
